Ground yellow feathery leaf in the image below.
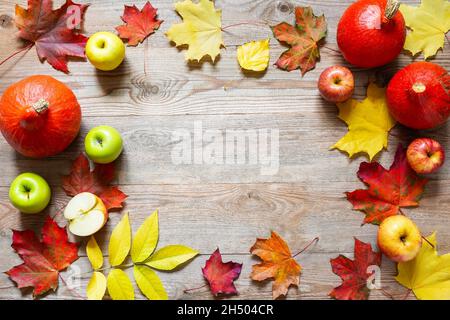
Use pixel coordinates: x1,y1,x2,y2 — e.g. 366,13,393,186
107,269,135,300
166,0,223,62
86,236,103,270
400,0,450,59
86,271,107,300
144,245,199,271
133,265,168,300
131,210,159,263
396,233,450,300
108,213,131,267
331,83,396,161
237,39,270,72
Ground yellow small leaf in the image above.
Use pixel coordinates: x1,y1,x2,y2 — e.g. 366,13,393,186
133,265,168,300
108,213,131,267
107,269,135,300
145,245,198,271
400,0,450,59
131,210,159,263
331,83,396,160
396,233,450,300
166,0,223,62
86,236,103,270
237,39,270,72
86,271,107,300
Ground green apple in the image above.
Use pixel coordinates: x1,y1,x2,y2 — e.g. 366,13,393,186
9,173,51,214
86,31,125,71
85,125,123,164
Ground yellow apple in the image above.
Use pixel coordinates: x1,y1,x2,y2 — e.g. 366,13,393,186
86,32,125,71
64,192,108,236
377,215,422,262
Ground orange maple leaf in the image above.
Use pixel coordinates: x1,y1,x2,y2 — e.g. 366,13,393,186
250,231,301,299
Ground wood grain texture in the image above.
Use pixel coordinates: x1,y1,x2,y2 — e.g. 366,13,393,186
0,0,449,300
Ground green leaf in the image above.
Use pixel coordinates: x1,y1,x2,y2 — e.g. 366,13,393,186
145,245,198,271
107,269,135,300
131,210,159,263
86,271,107,300
108,213,131,267
133,265,168,300
86,236,103,270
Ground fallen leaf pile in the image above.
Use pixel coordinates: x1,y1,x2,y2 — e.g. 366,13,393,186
62,153,127,211
15,0,89,72
346,145,428,225
6,216,79,297
331,83,396,160
272,6,327,75
330,238,381,300
250,231,301,299
86,210,198,300
400,0,450,59
116,1,163,46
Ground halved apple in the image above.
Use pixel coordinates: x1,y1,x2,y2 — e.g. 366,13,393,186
64,192,108,237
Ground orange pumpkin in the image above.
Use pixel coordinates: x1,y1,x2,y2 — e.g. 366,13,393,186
0,75,81,158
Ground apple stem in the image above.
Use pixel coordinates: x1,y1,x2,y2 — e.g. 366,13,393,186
421,235,435,248
183,284,208,293
383,0,400,21
0,43,34,67
59,274,85,300
293,237,320,258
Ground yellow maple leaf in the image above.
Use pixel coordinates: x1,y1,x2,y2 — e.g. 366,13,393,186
400,0,450,59
396,233,450,300
331,83,396,161
166,0,223,62
237,39,270,72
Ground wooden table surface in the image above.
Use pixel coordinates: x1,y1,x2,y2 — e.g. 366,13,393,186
0,0,449,300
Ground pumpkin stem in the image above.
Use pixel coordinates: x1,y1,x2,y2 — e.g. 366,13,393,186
32,99,49,114
383,0,401,22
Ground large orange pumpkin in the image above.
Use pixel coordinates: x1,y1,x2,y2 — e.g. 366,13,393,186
0,75,81,158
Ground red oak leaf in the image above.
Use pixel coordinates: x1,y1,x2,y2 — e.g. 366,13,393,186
272,6,327,75
330,238,381,300
15,0,89,73
116,1,163,46
62,153,127,211
202,249,242,296
5,216,79,297
347,144,428,225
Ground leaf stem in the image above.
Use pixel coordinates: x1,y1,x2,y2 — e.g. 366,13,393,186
0,43,34,67
184,283,207,293
421,235,434,248
402,288,412,300
379,287,395,300
144,38,149,76
59,274,85,300
222,21,268,31
293,237,320,258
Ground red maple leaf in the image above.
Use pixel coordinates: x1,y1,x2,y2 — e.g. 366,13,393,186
330,238,381,300
5,216,79,297
347,145,428,225
14,0,89,73
272,6,327,75
202,249,242,296
62,153,127,211
116,1,163,46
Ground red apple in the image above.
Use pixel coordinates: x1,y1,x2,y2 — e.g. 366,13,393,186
407,138,445,174
378,215,422,263
318,66,354,103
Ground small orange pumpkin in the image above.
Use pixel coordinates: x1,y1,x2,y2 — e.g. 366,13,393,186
0,75,81,158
